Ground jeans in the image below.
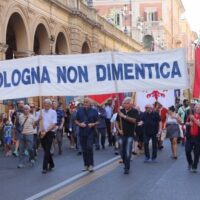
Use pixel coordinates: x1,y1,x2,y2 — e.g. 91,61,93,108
122,136,133,170
19,134,34,165
95,128,106,148
185,137,200,169
75,127,82,152
56,128,63,152
144,134,157,159
105,119,112,145
33,134,39,157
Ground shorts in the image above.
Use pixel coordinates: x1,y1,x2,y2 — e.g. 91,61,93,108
4,136,12,145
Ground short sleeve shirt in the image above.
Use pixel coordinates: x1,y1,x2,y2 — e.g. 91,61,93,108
142,111,161,135
56,108,65,126
76,107,99,136
42,109,57,132
116,108,138,137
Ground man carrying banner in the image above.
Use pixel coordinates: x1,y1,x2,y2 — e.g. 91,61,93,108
116,97,138,174
75,98,99,172
38,99,57,174
185,103,200,173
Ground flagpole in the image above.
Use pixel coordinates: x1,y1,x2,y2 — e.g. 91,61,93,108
111,51,123,130
193,40,200,100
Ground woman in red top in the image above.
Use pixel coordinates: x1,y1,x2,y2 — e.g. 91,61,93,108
185,103,200,173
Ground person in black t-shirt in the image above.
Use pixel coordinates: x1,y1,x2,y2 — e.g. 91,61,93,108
116,97,138,174
142,104,161,163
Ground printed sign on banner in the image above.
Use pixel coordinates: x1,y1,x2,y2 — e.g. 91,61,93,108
0,48,188,100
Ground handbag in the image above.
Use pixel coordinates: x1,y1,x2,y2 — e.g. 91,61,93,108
17,117,28,133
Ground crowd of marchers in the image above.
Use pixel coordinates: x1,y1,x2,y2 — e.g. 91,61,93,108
0,97,200,175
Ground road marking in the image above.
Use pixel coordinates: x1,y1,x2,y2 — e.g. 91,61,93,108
42,161,119,200
26,156,120,200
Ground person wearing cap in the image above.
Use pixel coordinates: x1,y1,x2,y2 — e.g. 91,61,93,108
75,98,99,172
142,104,161,163
116,97,138,174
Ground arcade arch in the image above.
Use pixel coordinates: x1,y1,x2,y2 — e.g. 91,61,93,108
55,32,69,55
33,23,50,55
5,12,28,59
81,41,90,54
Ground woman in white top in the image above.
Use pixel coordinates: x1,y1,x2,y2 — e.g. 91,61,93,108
166,105,182,159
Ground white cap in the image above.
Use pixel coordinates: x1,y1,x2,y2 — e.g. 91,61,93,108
75,101,80,106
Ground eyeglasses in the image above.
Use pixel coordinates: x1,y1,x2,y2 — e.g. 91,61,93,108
30,106,35,108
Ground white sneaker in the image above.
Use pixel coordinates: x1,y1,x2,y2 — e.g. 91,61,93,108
17,164,25,168
88,165,94,172
30,160,35,166
82,166,89,171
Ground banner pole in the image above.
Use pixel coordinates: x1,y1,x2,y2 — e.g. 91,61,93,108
111,51,123,130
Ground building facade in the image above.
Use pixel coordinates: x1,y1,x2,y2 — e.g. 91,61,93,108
93,0,197,50
0,0,142,60
93,0,197,97
0,0,142,112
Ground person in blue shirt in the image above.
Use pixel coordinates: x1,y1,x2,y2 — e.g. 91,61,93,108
75,98,99,172
53,101,65,155
4,117,13,156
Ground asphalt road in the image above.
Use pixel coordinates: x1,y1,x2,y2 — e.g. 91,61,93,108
1,139,200,200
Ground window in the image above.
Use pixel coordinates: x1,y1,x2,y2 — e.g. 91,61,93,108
115,13,121,26
144,8,158,22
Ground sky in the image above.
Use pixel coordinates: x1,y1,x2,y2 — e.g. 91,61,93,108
182,0,200,34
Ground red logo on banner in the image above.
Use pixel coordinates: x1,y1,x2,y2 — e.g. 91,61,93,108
146,90,166,101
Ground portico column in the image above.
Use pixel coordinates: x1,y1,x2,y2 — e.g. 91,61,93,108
14,50,35,58
0,43,8,60
0,43,8,112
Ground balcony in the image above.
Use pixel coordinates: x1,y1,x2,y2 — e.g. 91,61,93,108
143,21,162,29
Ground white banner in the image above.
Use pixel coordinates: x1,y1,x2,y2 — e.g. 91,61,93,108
0,48,188,100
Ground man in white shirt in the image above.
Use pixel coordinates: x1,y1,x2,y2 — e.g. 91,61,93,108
105,100,113,146
38,99,57,174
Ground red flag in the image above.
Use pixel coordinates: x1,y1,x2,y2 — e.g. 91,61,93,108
87,94,115,105
87,93,124,109
193,46,200,99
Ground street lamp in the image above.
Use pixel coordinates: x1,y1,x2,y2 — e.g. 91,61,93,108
123,4,128,34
